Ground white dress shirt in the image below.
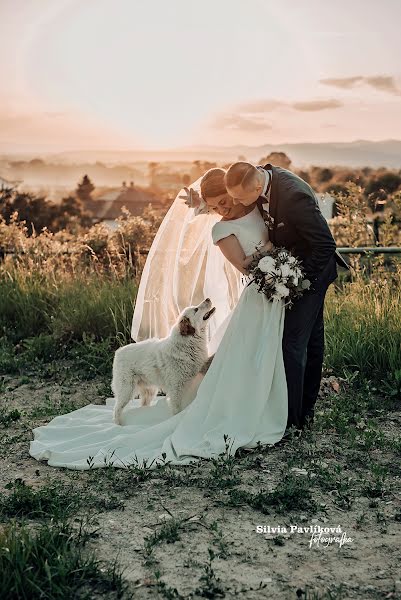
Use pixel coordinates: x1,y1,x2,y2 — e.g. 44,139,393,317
256,165,272,211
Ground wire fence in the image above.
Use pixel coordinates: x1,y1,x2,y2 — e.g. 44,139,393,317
1,247,401,258
337,247,401,254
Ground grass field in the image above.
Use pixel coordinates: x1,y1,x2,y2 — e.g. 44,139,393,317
1,255,401,386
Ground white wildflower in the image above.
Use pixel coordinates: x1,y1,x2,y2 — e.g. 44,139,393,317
278,251,288,261
288,255,297,264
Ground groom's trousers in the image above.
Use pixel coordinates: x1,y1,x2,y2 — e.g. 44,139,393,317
282,257,336,429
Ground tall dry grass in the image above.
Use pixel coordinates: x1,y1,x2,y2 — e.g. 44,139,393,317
325,259,401,381
0,191,400,384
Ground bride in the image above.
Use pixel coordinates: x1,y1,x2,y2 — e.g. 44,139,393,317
29,168,288,470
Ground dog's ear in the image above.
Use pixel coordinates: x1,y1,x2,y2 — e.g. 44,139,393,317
179,316,196,336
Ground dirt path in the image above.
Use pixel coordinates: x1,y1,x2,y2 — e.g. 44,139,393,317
1,370,400,599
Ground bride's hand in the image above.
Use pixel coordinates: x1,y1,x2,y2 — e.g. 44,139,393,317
178,187,201,208
259,240,274,254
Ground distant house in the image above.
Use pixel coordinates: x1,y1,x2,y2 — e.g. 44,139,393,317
86,181,162,229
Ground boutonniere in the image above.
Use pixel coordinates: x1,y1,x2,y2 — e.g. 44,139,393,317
262,212,275,231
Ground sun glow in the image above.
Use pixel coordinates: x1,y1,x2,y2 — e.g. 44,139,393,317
1,0,401,151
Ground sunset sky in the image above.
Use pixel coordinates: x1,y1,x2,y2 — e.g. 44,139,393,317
1,0,401,152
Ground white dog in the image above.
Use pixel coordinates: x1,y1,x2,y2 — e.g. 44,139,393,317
111,298,216,425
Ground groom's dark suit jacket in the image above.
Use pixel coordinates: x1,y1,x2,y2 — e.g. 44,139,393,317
257,163,349,289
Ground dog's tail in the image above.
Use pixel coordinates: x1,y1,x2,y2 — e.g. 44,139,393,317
200,354,215,375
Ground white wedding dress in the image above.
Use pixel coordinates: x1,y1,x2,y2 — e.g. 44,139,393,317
29,206,288,470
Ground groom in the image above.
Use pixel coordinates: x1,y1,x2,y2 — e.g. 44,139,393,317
224,161,349,431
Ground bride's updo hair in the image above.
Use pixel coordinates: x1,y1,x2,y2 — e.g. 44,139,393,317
200,168,227,200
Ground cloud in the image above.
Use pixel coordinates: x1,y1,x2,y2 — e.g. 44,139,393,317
235,99,284,113
364,76,401,94
320,76,362,89
321,75,401,95
211,96,343,133
291,99,343,111
212,114,271,132
230,98,343,116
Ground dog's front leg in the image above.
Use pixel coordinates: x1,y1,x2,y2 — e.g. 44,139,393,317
200,354,215,375
168,395,181,415
166,383,184,415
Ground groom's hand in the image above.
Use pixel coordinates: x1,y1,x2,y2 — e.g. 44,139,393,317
259,241,274,254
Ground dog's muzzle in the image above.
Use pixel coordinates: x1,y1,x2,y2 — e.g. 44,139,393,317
203,306,216,321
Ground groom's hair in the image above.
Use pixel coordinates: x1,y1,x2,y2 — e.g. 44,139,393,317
225,162,259,191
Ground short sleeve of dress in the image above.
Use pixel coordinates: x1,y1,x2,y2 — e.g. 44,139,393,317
212,221,236,245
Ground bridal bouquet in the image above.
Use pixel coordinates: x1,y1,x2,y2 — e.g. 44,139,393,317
247,247,311,308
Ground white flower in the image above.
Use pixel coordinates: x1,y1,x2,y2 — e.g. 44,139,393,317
288,255,297,264
258,256,276,274
292,276,299,286
278,251,288,261
275,283,290,298
280,263,292,278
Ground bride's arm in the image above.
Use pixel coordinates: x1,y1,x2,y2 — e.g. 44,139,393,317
215,235,273,275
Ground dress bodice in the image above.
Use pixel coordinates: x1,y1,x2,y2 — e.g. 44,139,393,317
211,205,268,256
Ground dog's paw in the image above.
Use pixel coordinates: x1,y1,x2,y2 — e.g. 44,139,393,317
112,413,122,426
166,399,180,416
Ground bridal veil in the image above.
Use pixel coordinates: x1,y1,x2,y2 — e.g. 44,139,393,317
131,177,244,350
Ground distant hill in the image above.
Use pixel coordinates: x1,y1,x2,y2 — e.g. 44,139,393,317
3,139,401,168
247,140,401,168
178,140,401,168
